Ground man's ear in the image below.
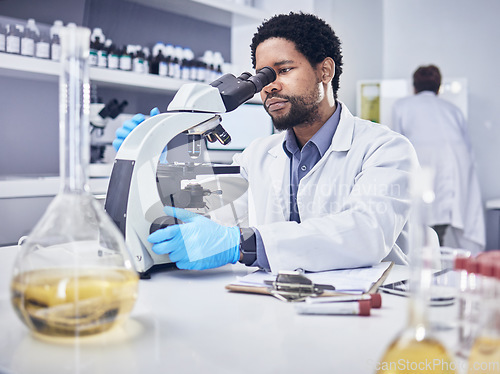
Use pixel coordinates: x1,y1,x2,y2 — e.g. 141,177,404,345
320,57,335,83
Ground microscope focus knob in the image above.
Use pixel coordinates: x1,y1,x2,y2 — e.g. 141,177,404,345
149,216,184,235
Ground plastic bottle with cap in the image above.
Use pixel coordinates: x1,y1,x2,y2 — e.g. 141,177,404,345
181,47,194,81
90,28,107,68
159,45,168,77
142,46,150,74
376,168,456,374
50,20,63,61
20,26,35,57
196,59,207,82
164,44,174,78
119,45,132,71
106,39,119,69
189,58,199,82
26,18,39,36
35,31,50,59
212,51,224,80
202,50,214,82
6,24,22,54
0,23,7,52
168,45,182,79
132,45,144,74
21,19,39,57
150,42,165,76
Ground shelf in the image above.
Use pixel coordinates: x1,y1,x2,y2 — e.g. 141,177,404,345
126,0,267,27
0,52,59,82
0,176,109,199
0,53,188,93
90,67,185,93
0,53,264,101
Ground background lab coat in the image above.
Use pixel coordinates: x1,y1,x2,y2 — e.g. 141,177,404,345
392,91,485,254
233,103,419,273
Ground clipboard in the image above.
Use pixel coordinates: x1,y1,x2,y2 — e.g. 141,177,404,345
226,262,394,307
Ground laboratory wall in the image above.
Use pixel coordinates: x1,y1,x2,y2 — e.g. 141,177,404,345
381,0,500,203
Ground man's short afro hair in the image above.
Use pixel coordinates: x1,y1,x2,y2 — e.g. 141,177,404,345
250,12,343,98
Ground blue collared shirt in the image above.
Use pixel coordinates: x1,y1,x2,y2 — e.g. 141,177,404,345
254,102,342,270
283,103,342,222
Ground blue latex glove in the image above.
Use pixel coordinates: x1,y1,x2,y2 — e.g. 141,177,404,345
147,206,241,270
112,107,160,151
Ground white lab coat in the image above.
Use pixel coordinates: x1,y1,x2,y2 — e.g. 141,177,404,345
392,92,485,253
233,102,419,273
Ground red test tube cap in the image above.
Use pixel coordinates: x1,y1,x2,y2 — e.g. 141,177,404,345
465,258,479,274
370,293,382,308
478,259,494,277
454,256,468,271
358,300,371,316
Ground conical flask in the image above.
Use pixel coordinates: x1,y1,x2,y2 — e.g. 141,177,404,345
376,168,456,374
10,24,139,339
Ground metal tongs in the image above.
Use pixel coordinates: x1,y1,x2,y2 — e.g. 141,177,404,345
264,270,336,302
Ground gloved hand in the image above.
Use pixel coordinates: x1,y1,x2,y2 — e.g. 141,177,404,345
148,206,241,270
112,107,160,151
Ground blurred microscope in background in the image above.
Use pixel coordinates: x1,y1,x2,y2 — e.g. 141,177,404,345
90,98,128,164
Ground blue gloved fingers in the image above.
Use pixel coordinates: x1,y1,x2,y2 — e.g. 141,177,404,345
163,206,201,223
112,138,124,152
148,224,180,244
149,206,242,270
123,113,146,131
150,107,160,116
150,239,186,261
151,239,184,259
115,127,132,139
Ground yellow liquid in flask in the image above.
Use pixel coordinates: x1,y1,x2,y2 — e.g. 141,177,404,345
377,337,456,374
11,268,139,338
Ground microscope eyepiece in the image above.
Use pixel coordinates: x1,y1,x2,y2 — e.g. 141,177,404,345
210,66,277,113
237,72,253,81
248,67,276,93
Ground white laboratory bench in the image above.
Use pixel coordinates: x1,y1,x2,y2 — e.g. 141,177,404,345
0,245,463,374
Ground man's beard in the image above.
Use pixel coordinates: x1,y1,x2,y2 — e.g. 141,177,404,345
265,85,321,131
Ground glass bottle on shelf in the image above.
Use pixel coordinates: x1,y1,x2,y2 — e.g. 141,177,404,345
376,168,456,374
6,24,21,54
10,24,139,340
50,20,63,61
0,23,6,52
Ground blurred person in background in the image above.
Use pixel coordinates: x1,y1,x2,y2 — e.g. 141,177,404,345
392,64,485,254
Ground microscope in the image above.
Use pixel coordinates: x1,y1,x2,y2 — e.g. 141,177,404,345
104,67,276,276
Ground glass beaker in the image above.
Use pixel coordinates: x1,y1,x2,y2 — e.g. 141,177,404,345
10,24,138,339
376,168,456,374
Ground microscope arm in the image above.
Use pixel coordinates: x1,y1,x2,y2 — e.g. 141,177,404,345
106,111,218,273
